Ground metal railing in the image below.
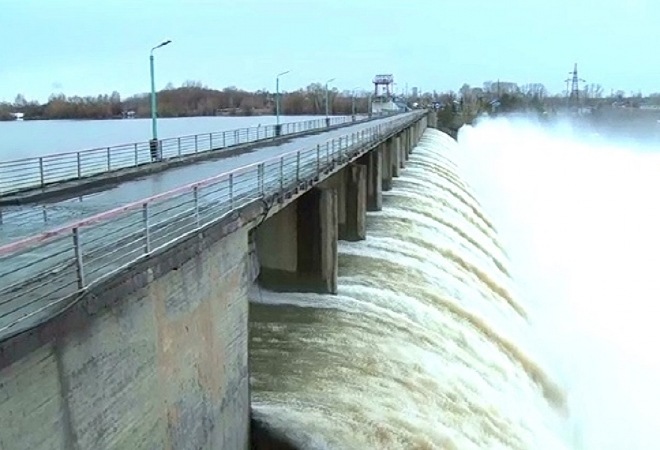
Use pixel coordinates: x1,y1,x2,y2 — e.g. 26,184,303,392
0,111,424,338
0,116,357,197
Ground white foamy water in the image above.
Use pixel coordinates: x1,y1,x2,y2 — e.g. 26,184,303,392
250,128,571,449
459,117,660,450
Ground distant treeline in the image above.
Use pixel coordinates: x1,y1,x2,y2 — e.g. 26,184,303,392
5,78,660,122
426,81,660,134
0,81,372,121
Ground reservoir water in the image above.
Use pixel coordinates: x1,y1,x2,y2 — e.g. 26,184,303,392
0,115,323,161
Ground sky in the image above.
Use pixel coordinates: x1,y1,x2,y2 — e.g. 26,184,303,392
1,0,659,102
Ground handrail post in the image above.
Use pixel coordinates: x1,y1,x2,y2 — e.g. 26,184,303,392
210,133,213,150
296,151,301,183
229,173,234,210
193,186,200,227
195,135,199,153
279,156,284,200
134,143,139,166
178,137,182,157
73,227,85,289
38,157,45,187
234,129,238,145
76,152,82,179
316,144,321,174
142,203,151,253
258,163,264,195
107,147,111,171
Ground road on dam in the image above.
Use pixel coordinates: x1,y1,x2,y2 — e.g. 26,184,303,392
0,111,421,343
0,115,405,245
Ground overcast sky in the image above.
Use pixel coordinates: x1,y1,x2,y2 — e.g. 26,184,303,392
0,0,658,102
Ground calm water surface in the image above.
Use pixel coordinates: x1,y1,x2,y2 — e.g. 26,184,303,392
0,115,323,161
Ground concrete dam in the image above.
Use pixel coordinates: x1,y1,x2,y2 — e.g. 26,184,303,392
0,111,579,449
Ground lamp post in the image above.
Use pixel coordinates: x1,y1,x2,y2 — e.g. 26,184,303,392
325,78,335,127
149,39,171,161
351,87,361,122
368,93,373,118
275,70,290,135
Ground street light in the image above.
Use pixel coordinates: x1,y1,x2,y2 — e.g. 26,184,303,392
276,70,291,127
351,87,361,120
149,39,171,160
325,78,336,118
368,93,373,118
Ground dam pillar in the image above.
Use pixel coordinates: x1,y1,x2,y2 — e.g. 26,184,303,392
320,171,347,240
391,136,401,177
400,133,408,166
427,110,437,129
400,131,408,158
361,147,382,211
343,164,367,241
256,188,338,294
381,140,393,191
321,168,364,242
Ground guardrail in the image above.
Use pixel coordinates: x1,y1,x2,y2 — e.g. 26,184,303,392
0,116,357,197
0,111,424,338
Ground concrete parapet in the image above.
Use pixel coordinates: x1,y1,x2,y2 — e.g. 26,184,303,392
0,224,252,449
256,187,338,294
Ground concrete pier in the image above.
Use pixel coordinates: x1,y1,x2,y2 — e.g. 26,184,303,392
342,164,367,241
363,148,382,211
401,136,408,165
427,110,438,128
256,187,338,294
392,137,401,178
405,129,411,156
382,140,393,191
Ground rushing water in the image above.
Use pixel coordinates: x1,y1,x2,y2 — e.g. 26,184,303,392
249,128,571,449
459,117,660,450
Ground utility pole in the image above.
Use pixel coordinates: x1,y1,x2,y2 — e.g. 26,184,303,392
275,70,290,135
149,39,172,161
324,78,335,127
567,63,586,111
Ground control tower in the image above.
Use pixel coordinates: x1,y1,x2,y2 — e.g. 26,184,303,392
372,74,397,115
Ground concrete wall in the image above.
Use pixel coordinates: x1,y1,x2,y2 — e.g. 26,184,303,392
0,222,252,449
